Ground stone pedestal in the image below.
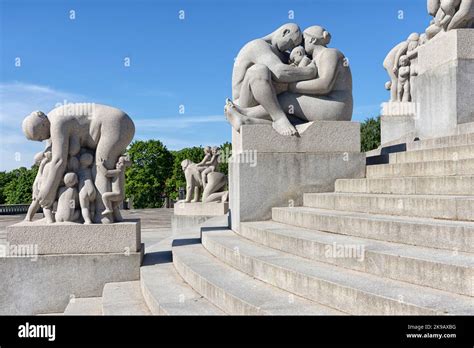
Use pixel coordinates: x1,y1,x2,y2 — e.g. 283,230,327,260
414,29,474,138
0,219,142,314
172,202,229,235
380,102,417,145
230,122,366,232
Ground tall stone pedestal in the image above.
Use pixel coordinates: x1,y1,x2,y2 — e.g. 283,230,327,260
380,102,417,145
414,29,474,138
0,220,142,314
230,122,366,232
172,202,229,235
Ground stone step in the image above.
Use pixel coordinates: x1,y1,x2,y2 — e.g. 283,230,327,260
239,221,474,296
303,192,474,221
140,239,224,315
172,241,343,315
407,133,474,151
102,281,151,315
390,144,474,164
63,297,103,315
366,158,474,178
272,207,473,253
335,176,474,195
202,229,474,315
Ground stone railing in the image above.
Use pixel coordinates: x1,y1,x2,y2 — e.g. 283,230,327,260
0,204,40,215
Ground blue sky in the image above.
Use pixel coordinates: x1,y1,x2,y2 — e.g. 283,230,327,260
0,0,431,170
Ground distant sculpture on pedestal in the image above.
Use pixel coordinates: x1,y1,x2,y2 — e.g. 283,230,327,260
22,103,135,224
426,0,474,39
180,147,228,204
224,23,353,137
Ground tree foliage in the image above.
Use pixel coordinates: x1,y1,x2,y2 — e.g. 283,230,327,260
360,116,381,152
2,166,38,204
125,140,174,209
217,141,232,176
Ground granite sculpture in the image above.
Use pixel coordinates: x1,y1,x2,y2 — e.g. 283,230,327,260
225,23,353,137
180,147,228,204
426,0,474,39
22,103,135,224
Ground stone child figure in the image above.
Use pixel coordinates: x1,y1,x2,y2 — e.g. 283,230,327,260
397,56,413,102
199,146,220,188
78,153,97,224
289,46,312,67
25,149,52,222
98,155,131,222
426,0,474,39
55,172,80,222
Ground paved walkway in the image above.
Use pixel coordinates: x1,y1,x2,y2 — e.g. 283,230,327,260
0,208,174,249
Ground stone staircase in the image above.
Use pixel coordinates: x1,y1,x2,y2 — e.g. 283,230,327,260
61,132,474,315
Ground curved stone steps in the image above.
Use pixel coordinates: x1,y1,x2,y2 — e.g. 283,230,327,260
303,192,474,221
201,229,474,315
335,176,474,195
272,207,473,253
389,144,474,164
239,221,474,296
102,281,151,315
141,238,224,315
172,241,343,315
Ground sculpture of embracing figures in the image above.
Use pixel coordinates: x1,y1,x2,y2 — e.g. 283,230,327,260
224,23,353,136
22,103,135,224
180,146,229,204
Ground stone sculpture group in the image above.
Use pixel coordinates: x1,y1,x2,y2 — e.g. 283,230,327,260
384,0,473,102
224,23,353,136
180,146,229,204
22,103,135,224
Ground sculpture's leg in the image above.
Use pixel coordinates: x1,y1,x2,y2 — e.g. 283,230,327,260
101,192,118,215
191,186,200,203
403,81,411,102
25,199,40,221
240,64,297,136
94,116,134,223
79,190,93,224
43,207,55,223
112,202,123,222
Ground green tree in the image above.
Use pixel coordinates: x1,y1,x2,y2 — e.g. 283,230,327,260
0,171,16,204
125,140,174,209
3,166,38,204
218,142,232,176
165,147,204,200
360,116,381,152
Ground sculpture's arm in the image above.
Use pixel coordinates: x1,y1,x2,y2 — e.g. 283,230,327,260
447,0,474,30
184,171,193,202
104,169,121,177
38,126,68,207
289,50,339,95
259,51,317,83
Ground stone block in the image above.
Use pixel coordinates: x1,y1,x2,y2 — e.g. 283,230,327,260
7,219,141,255
232,121,360,154
414,29,474,138
230,151,366,231
173,202,228,216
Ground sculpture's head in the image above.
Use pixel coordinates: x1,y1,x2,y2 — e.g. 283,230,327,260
289,46,306,64
211,146,219,155
385,81,392,91
407,33,420,50
116,155,131,170
399,55,409,66
63,172,78,188
22,111,51,141
181,159,192,172
303,26,331,55
204,146,211,154
271,23,302,52
80,153,94,167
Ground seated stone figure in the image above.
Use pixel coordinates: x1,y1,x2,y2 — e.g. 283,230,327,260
198,146,220,188
225,24,353,136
